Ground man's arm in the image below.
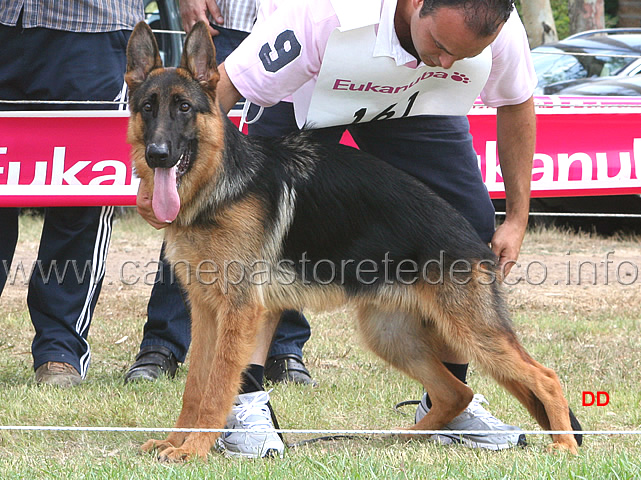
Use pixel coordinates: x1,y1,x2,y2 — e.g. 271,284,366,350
492,95,535,277
217,63,243,114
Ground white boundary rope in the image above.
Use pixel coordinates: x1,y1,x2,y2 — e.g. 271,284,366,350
149,29,186,36
0,425,639,436
0,99,128,106
141,30,641,61
495,211,641,218
536,51,641,59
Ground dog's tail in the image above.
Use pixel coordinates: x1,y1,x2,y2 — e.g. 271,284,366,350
496,362,583,447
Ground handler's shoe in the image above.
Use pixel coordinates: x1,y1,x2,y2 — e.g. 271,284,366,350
216,390,285,458
124,346,179,384
35,362,82,388
415,393,527,450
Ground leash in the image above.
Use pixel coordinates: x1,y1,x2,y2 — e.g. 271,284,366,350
272,394,421,449
240,370,364,449
393,399,421,416
238,101,264,132
266,391,363,450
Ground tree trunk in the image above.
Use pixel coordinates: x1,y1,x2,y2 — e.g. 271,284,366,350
520,0,558,48
569,0,605,34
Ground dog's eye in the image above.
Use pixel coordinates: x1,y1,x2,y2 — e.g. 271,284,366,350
179,102,191,112
142,102,152,112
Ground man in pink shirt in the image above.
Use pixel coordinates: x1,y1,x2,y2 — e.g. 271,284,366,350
139,0,536,458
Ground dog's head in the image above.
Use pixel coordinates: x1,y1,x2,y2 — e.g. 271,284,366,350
126,21,223,223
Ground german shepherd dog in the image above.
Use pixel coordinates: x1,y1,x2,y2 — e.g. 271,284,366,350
126,22,582,461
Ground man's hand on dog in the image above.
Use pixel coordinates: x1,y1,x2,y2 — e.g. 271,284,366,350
491,219,526,280
137,181,169,230
179,0,223,36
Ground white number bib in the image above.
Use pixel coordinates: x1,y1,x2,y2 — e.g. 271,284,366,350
294,24,492,129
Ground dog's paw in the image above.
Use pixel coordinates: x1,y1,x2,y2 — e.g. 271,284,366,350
141,438,175,454
546,440,579,455
396,426,426,441
156,446,208,462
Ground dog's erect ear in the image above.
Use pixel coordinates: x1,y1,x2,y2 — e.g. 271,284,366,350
126,22,163,93
180,21,220,93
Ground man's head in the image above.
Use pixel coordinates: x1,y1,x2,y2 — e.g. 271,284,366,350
419,0,514,37
405,0,514,69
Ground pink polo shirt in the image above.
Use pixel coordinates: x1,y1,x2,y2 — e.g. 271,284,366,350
225,0,536,120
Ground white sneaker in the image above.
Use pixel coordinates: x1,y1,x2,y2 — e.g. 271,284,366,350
216,390,285,458
415,393,527,450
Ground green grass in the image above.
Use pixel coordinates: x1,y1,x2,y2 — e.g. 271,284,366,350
1,214,640,478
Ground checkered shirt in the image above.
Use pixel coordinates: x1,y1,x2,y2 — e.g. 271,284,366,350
0,0,144,32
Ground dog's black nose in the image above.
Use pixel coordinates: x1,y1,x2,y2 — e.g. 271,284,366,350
146,143,172,168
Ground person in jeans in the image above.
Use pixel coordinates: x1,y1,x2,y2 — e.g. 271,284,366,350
0,0,143,387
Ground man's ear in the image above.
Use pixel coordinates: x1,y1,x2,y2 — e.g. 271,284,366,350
180,21,220,93
125,22,163,93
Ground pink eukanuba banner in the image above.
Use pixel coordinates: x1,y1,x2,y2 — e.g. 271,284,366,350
1,96,641,207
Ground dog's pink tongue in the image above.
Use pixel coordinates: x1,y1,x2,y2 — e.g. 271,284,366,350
152,167,180,223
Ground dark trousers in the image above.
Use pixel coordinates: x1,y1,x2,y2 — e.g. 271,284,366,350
0,24,129,377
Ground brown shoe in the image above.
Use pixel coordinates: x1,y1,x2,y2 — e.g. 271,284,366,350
35,362,82,387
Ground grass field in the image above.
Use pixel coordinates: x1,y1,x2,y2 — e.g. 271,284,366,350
1,212,640,479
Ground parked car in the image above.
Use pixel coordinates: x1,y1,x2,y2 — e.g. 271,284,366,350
532,28,641,95
526,29,641,230
546,74,641,96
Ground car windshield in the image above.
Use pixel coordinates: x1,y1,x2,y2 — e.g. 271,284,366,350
532,47,634,86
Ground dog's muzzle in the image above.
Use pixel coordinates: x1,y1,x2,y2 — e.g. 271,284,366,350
146,143,174,169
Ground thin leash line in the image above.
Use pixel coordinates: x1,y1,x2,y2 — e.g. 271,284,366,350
0,426,638,435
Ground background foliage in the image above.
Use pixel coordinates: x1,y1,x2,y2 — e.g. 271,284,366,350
516,0,620,39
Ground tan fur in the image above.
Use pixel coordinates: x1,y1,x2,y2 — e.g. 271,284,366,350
126,21,579,461
136,154,580,461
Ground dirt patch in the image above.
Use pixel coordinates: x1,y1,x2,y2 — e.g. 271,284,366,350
507,230,641,316
2,215,163,319
3,216,640,321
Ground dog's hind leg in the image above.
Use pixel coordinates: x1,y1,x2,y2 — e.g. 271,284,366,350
356,305,474,435
425,280,581,453
480,341,582,453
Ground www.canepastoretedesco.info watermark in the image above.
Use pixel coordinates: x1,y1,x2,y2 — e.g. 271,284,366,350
3,251,639,289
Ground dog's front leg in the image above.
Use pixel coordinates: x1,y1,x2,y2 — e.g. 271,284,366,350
141,299,219,455
156,299,265,462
